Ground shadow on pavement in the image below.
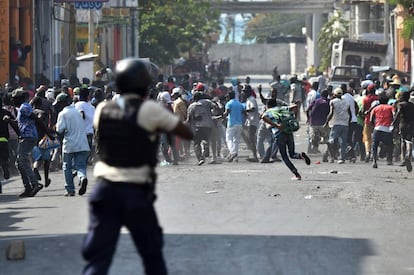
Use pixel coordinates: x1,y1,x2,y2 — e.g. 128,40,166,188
0,193,20,203
0,233,375,275
0,196,56,233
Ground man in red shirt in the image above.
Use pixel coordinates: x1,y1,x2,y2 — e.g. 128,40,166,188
370,93,394,168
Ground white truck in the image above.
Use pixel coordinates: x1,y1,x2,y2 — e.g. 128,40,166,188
76,53,99,83
331,38,388,73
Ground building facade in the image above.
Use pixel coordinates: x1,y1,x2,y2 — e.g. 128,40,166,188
0,0,412,88
0,0,33,86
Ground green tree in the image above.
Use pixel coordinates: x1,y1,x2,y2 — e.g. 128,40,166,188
139,0,221,66
388,0,414,38
244,13,304,43
317,9,349,71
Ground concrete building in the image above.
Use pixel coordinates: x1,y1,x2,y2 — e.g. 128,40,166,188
344,0,411,77
393,4,412,76
0,0,412,88
208,41,306,76
0,0,138,88
0,0,33,86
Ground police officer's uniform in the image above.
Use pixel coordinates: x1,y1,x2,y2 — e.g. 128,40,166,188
81,59,180,275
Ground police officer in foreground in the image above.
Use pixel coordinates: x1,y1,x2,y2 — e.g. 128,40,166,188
81,58,194,275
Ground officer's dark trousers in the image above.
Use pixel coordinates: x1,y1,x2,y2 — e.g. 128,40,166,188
82,178,167,275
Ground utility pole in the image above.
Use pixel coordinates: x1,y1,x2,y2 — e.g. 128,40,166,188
136,4,139,57
131,7,137,56
89,9,94,53
68,4,77,77
127,0,139,57
62,3,77,78
232,15,235,43
411,38,414,85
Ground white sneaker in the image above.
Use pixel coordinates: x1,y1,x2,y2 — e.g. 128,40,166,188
337,159,345,164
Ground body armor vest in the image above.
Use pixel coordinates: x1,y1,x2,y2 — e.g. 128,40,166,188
96,96,158,168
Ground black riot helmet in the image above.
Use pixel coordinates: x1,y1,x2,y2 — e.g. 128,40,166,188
115,58,153,95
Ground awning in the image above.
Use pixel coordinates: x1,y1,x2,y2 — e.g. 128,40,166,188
370,66,410,79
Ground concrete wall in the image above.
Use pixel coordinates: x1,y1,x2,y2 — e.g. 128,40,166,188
207,43,306,76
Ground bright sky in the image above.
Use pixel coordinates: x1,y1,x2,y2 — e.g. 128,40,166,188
217,0,274,43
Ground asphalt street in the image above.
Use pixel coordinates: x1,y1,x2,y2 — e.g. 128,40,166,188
1,117,413,275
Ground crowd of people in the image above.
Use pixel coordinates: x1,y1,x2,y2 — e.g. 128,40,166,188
0,76,105,196
1,58,414,274
149,73,311,179
304,73,414,172
148,70,414,177
1,69,413,196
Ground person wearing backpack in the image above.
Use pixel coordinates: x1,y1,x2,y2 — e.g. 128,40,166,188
261,99,310,180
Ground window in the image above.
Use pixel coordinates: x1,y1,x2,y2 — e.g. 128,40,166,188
345,55,362,66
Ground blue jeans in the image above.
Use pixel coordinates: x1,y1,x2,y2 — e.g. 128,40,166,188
17,138,39,189
160,133,179,163
82,179,167,275
263,130,279,161
63,151,89,193
328,125,349,161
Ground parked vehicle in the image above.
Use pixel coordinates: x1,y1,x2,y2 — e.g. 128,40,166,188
328,65,364,89
331,38,388,73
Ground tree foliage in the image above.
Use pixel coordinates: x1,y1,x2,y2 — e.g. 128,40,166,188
317,9,349,71
244,13,305,43
139,0,221,66
388,0,414,39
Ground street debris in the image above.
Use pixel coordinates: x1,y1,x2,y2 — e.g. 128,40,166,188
205,190,219,194
6,240,25,260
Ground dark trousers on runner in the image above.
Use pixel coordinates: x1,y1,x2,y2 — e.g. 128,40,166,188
194,127,211,161
276,132,302,173
372,130,393,163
